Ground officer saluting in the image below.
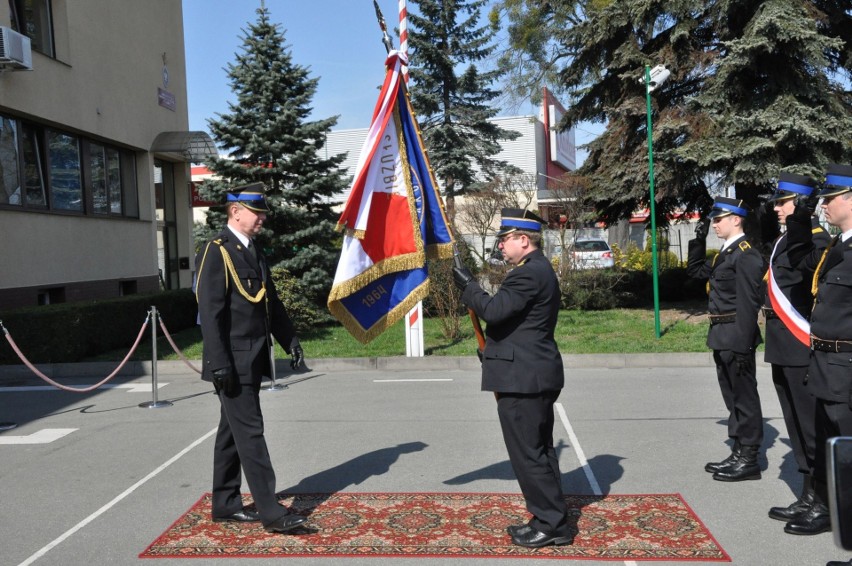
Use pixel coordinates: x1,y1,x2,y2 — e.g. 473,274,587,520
763,173,830,527
688,197,766,481
195,183,306,534
784,164,852,536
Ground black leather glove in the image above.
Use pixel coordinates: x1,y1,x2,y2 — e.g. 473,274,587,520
694,217,710,240
792,191,820,221
290,342,304,370
452,266,475,290
212,367,237,396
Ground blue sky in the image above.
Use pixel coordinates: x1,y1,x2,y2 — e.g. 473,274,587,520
181,1,598,155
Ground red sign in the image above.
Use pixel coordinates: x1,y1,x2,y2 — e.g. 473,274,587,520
191,182,217,207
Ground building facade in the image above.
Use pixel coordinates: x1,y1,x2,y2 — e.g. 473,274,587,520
0,0,214,311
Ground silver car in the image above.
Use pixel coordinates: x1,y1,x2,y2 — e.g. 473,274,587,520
569,238,615,269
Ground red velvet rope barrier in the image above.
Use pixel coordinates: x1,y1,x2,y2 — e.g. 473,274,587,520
157,316,202,374
1,314,151,393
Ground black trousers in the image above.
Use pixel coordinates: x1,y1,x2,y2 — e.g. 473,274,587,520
771,364,816,475
212,381,285,526
497,391,570,535
813,400,852,498
713,349,763,446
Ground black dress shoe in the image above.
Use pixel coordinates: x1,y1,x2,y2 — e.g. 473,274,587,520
510,526,573,548
212,510,261,523
507,524,533,537
826,561,852,566
769,476,816,521
713,445,761,482
784,503,832,535
264,512,307,533
706,442,741,473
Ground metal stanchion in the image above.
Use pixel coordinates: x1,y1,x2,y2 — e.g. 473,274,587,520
262,336,286,392
0,422,17,431
139,306,173,408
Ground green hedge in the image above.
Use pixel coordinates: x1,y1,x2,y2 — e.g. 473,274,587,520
0,289,198,364
561,268,706,310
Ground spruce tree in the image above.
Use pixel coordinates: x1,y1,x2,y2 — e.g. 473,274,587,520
677,0,852,205
199,5,347,305
498,0,852,233
407,0,520,215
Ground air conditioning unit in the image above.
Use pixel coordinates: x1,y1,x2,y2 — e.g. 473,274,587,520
0,26,33,70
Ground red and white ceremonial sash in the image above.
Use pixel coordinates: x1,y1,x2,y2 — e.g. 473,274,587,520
767,235,810,346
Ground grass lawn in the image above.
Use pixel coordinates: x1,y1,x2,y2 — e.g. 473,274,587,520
87,301,742,362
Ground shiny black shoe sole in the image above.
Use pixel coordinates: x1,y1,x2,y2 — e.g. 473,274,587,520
511,534,574,548
264,515,307,533
712,471,761,482
783,522,832,536
212,511,261,523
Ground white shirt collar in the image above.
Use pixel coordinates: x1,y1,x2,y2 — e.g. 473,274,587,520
227,225,251,248
842,228,852,243
721,233,745,252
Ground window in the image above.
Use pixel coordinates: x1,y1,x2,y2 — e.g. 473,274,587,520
21,124,46,207
9,0,54,57
37,287,65,305
89,142,107,213
0,112,138,217
0,117,21,205
48,130,82,211
106,147,122,214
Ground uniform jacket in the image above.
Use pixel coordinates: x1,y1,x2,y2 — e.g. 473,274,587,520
763,218,830,366
687,235,764,352
787,216,852,402
194,229,297,385
461,249,564,394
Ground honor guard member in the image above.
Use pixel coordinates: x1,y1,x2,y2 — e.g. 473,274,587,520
452,209,572,549
688,197,766,481
194,183,306,534
764,173,831,525
784,164,852,536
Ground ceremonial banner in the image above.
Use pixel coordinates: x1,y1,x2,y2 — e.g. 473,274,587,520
328,51,453,344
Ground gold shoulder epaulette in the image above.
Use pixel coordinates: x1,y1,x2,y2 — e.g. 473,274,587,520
812,227,824,234
738,241,751,251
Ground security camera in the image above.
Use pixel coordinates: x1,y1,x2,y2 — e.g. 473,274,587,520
638,65,670,92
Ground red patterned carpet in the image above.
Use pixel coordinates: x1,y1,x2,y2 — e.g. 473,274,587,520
140,492,729,560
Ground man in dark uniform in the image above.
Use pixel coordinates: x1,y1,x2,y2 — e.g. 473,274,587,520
688,196,766,481
784,164,852,536
764,173,831,525
195,183,306,533
452,208,572,549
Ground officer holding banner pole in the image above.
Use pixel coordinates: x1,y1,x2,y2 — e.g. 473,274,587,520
452,208,572,549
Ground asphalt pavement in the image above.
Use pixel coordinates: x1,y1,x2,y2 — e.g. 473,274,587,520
0,354,849,566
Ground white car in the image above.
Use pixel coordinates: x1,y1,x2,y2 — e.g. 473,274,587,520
569,239,615,269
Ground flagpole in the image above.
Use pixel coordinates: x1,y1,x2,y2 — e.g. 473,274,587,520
372,0,486,359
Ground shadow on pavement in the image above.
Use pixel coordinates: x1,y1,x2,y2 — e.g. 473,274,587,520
442,439,627,495
278,440,429,512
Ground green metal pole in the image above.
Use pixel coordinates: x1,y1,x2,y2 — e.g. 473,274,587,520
644,65,661,338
